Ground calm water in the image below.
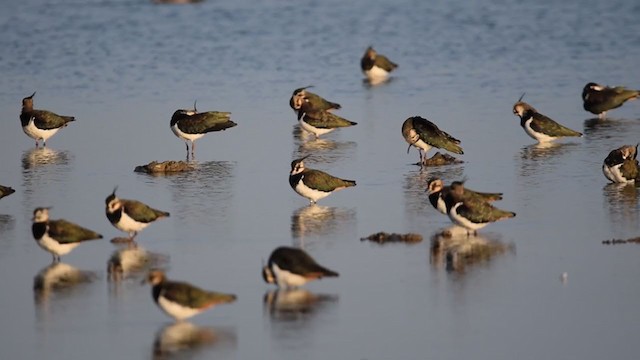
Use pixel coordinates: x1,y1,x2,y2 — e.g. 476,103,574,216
1,0,640,359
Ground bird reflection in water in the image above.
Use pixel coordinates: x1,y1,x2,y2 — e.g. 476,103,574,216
583,117,638,140
602,183,639,227
291,204,356,241
152,321,236,360
263,289,338,322
403,166,464,219
21,147,71,170
292,126,357,165
33,262,97,318
430,229,515,274
107,245,168,298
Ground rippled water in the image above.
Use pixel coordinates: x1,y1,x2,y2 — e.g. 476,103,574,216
1,0,640,359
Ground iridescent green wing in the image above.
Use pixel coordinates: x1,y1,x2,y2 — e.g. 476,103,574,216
458,198,515,223
32,110,74,130
374,55,398,72
122,200,169,223
48,219,102,243
530,113,582,137
412,117,463,154
303,111,357,129
179,112,236,134
163,281,235,308
303,169,356,192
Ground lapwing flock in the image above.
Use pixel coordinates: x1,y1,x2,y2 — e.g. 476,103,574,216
2,45,639,323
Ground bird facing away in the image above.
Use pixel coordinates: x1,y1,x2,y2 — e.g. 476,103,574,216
402,116,464,164
512,97,582,143
31,207,103,262
20,92,75,147
105,187,170,240
289,155,356,204
297,99,357,138
262,246,339,288
145,269,236,321
170,101,237,158
289,86,341,114
0,185,16,200
360,46,398,84
442,181,515,234
603,144,639,184
426,178,503,215
582,82,640,119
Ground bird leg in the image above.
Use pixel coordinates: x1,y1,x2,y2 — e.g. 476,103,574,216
191,140,195,158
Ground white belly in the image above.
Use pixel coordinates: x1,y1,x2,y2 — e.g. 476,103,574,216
23,118,60,141
365,66,390,81
602,163,633,183
299,118,335,137
115,211,149,233
448,203,488,231
37,233,80,256
412,139,432,153
294,177,331,203
171,123,205,142
523,118,556,143
272,263,309,288
158,295,202,320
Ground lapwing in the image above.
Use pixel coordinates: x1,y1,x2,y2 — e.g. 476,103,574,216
289,155,356,204
105,187,170,240
442,181,515,234
31,207,103,262
0,185,15,200
582,82,640,119
289,86,341,114
145,269,236,321
512,95,582,143
297,100,357,138
360,46,397,84
170,101,237,158
20,92,75,147
262,246,339,288
603,144,639,184
402,116,463,164
426,178,502,215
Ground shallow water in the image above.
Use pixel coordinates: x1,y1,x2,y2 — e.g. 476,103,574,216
1,0,640,359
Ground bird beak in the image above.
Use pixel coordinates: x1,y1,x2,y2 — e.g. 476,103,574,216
29,91,36,99
111,186,118,197
193,100,198,113
517,92,526,103
406,144,412,154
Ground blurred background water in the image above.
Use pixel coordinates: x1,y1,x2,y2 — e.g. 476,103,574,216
1,0,640,359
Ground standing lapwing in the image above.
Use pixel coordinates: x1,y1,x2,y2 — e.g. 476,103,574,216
297,99,357,138
31,207,103,262
289,86,341,115
512,95,582,143
426,178,502,215
442,181,515,234
0,185,15,200
402,116,464,165
289,155,356,204
360,46,397,84
262,246,339,288
105,187,170,241
582,82,640,119
170,101,237,159
603,144,639,184
20,92,75,147
144,269,236,321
